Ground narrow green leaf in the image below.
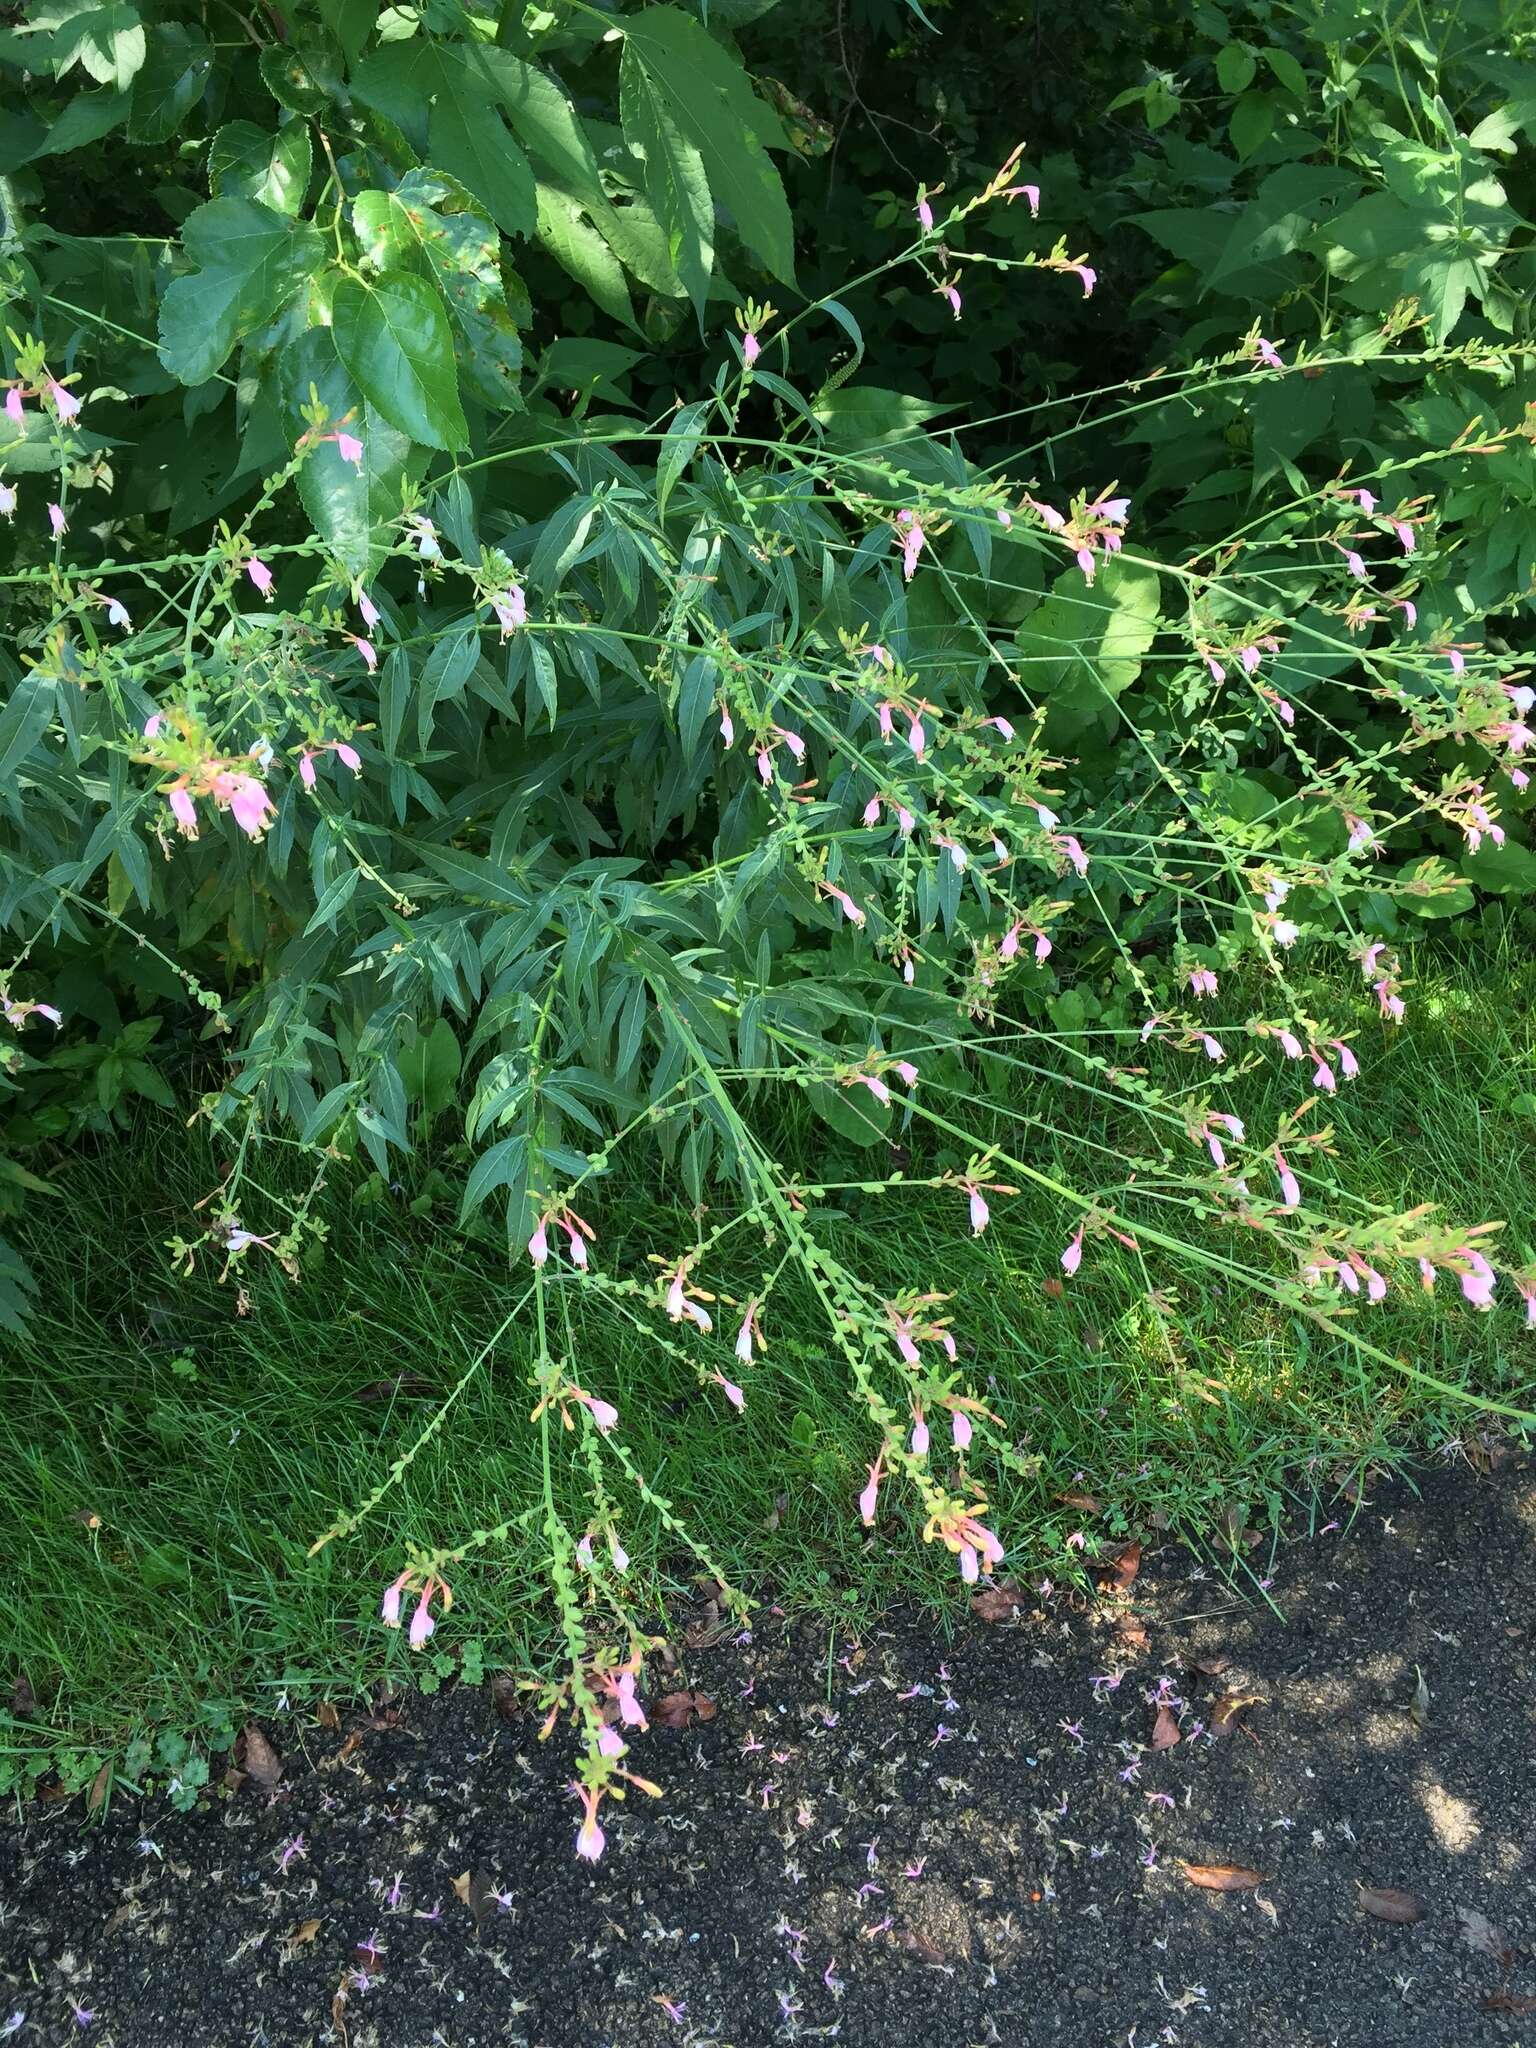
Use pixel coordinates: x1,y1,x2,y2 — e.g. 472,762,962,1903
657,398,710,519
619,40,714,323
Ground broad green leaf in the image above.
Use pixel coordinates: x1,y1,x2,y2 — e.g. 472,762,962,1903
354,170,523,410
1216,42,1256,93
0,673,57,781
127,22,208,142
209,120,312,215
535,188,636,329
1229,89,1275,159
808,1078,890,1147
468,45,609,214
349,39,430,154
158,197,323,385
259,38,341,116
28,88,127,159
621,5,794,283
620,39,714,322
812,383,950,454
54,2,144,91
279,327,421,580
332,271,468,450
1263,46,1308,99
316,0,375,70
1012,555,1161,744
428,83,536,241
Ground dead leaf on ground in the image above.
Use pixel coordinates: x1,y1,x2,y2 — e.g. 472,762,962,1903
1210,1691,1264,1739
316,1702,341,1732
1151,1704,1182,1750
10,1673,36,1717
221,1766,247,1795
1100,1539,1142,1592
1056,1491,1102,1516
1359,1886,1426,1924
1114,1615,1150,1654
335,1730,364,1765
1482,1993,1536,2016
451,1869,492,1936
654,1689,717,1729
900,1929,946,1964
286,1918,323,1949
1457,1905,1514,1967
1409,1666,1431,1728
85,1761,111,1813
971,1580,1028,1623
1181,1862,1265,1892
241,1724,282,1789
1188,1650,1231,1677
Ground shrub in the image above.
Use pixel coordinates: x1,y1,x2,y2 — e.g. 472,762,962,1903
1,0,1533,1847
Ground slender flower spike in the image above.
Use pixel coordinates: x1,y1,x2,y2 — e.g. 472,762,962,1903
246,555,274,597
48,502,67,538
49,381,82,423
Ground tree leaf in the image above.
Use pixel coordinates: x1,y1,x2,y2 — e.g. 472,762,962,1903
619,39,714,323
620,6,794,282
316,0,375,71
209,119,313,216
158,197,322,385
657,399,710,519
1359,1886,1426,1924
332,271,467,450
1180,1862,1265,1890
535,188,636,329
279,327,420,581
127,22,209,143
428,77,536,241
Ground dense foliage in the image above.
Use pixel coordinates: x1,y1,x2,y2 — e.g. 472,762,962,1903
2,0,1534,1843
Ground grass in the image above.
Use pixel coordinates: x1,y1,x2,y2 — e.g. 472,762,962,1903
1,934,1534,1801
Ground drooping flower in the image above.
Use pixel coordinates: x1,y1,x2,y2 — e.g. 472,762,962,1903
335,742,362,772
719,705,735,747
0,484,14,520
1391,521,1415,554
225,773,274,839
353,636,377,672
380,1569,412,1627
298,751,317,790
910,1406,929,1457
527,1219,549,1266
167,786,198,836
490,585,527,636
967,1184,991,1235
575,1784,606,1861
1255,337,1284,371
49,381,82,423
1342,548,1366,580
714,1371,745,1410
1068,264,1096,297
335,431,364,466
897,510,926,581
409,515,440,560
1188,966,1218,998
104,596,130,630
1012,183,1041,215
358,590,381,630
1061,1227,1084,1277
246,555,273,597
3,386,22,424
47,502,66,538
742,330,761,368
951,1406,972,1451
1275,1152,1300,1210
940,283,962,319
915,195,934,231
858,1456,883,1527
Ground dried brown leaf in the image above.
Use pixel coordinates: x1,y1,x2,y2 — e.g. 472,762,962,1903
1456,1905,1514,1967
1102,1539,1142,1592
691,1692,717,1723
353,1374,434,1403
1114,1615,1151,1654
900,1929,946,1964
10,1673,36,1718
1189,1651,1232,1677
221,1766,247,1795
288,1918,323,1948
1056,1491,1102,1516
1210,1691,1263,1739
242,1724,282,1789
85,1761,111,1813
316,1702,341,1732
654,1691,695,1729
1482,1993,1536,2016
1359,1886,1426,1924
335,1730,364,1765
1151,1703,1182,1751
970,1580,1027,1624
1181,1862,1265,1892
490,1672,521,1724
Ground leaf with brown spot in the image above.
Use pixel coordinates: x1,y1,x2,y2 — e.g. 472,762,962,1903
242,1723,282,1789
1456,1905,1513,1967
1180,1862,1265,1891
1102,1539,1141,1592
1359,1886,1426,1924
86,1761,111,1813
316,1702,341,1732
1150,1704,1182,1750
971,1580,1027,1623
1210,1691,1263,1739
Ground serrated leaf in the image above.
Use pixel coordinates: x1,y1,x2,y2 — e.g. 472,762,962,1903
619,40,714,323
620,6,794,283
428,77,536,241
127,22,209,142
158,197,323,385
535,187,636,329
332,271,467,450
1230,89,1275,159
209,120,312,216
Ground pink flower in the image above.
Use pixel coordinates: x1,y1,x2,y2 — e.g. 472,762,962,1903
47,502,66,538
1457,1250,1497,1309
907,710,926,758
951,1407,972,1451
358,590,381,630
1091,495,1131,524
714,1371,745,1409
968,1186,990,1235
999,923,1022,961
1200,1034,1225,1062
893,1059,919,1086
1206,655,1226,682
735,1307,757,1364
246,556,273,598
226,774,274,839
858,1458,882,1527
0,483,14,518
1332,1039,1360,1080
1075,546,1096,582
1255,338,1284,371
989,715,1016,740
742,331,761,368
776,726,806,763
1061,1227,1083,1277
1275,1153,1300,1209
353,636,377,672
1342,548,1366,580
1014,183,1041,215
597,1724,624,1757
491,585,527,636
719,705,735,747
1448,647,1465,675
408,1585,436,1649
380,1571,409,1627
1392,521,1414,554
576,1789,606,1861
941,284,962,318
1312,1056,1336,1094
1238,645,1262,674
527,1220,549,1265
329,430,364,467
585,1394,618,1432
49,381,81,423
299,751,317,790
916,196,934,231
756,747,773,784
910,1407,929,1457
575,1534,595,1571
1277,1028,1303,1059
168,786,199,835
877,701,895,740
335,742,362,772
825,885,866,927
409,515,440,559
1345,487,1377,515
1188,966,1217,998
565,1221,590,1269
863,795,882,826
1057,834,1089,876
1069,264,1096,297
3,387,22,423
143,712,163,739
896,805,915,838
898,512,926,581
105,597,130,630
1375,978,1405,1023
